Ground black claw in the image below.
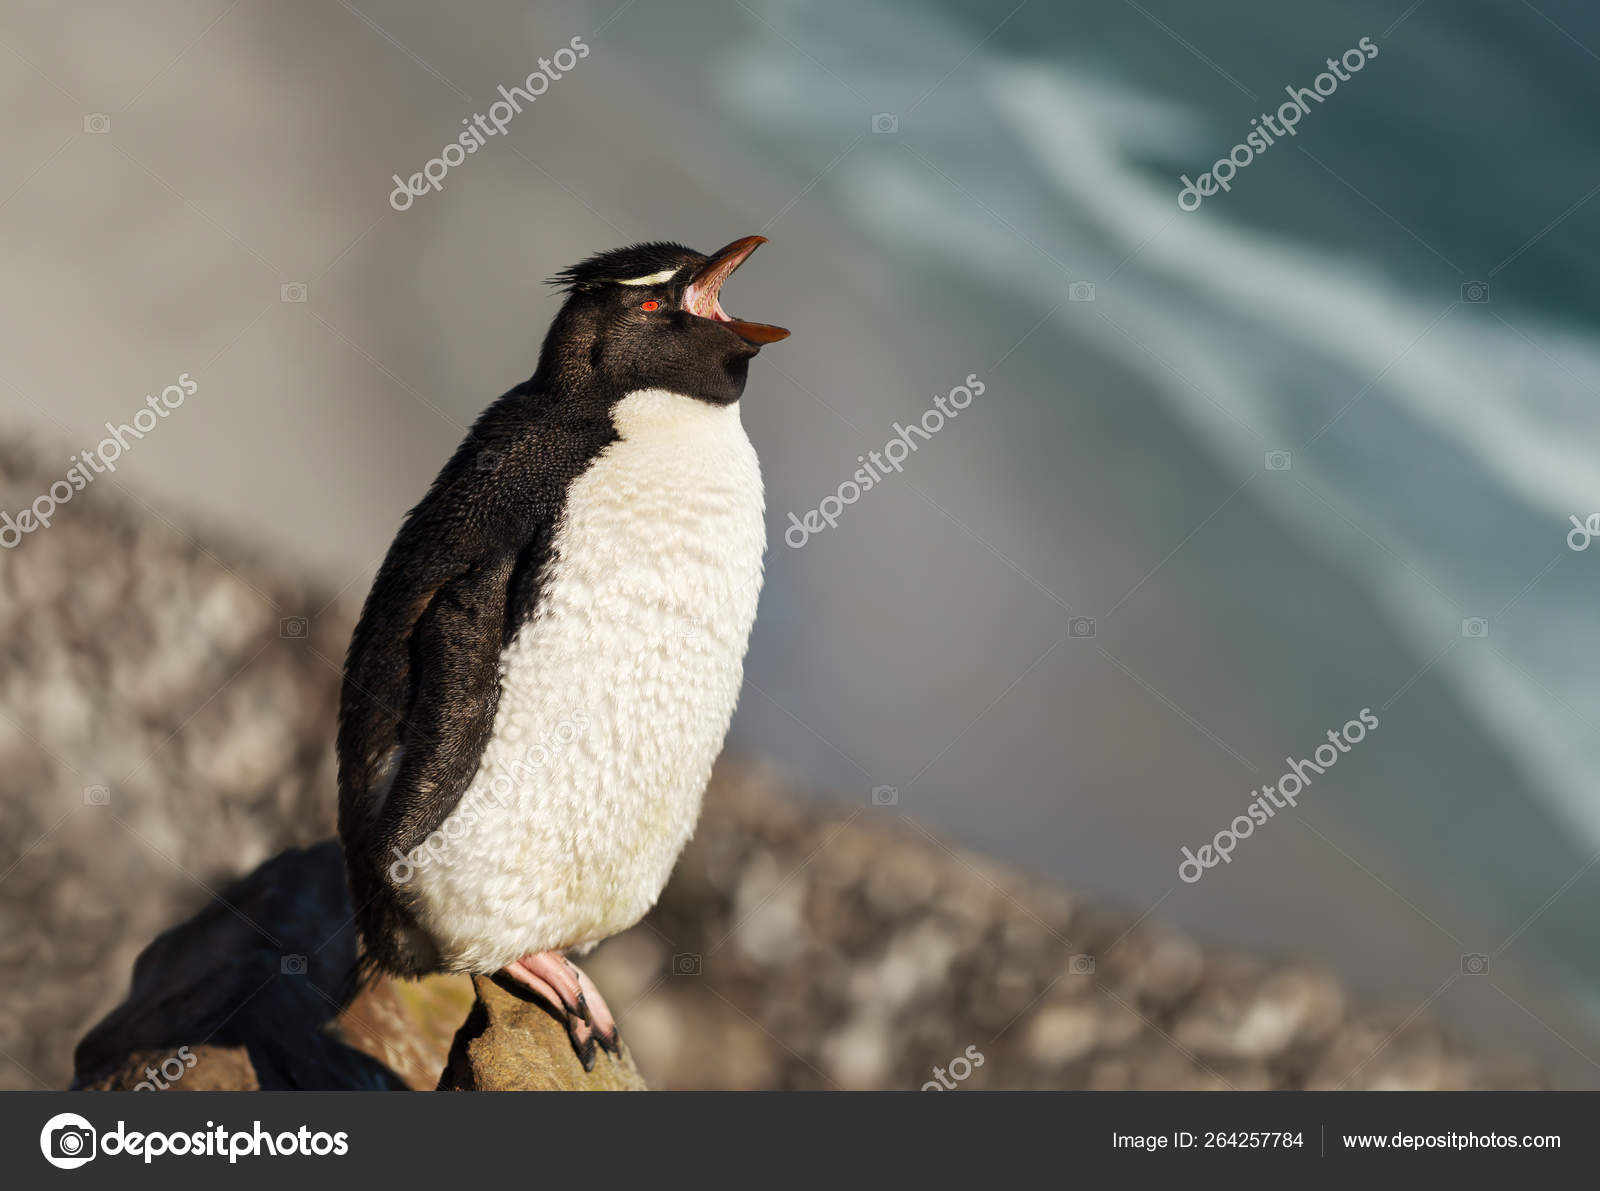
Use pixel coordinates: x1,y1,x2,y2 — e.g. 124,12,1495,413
577,1034,597,1072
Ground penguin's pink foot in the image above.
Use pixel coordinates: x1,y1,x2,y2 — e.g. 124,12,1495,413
501,951,620,1071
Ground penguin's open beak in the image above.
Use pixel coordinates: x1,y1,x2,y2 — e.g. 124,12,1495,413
682,236,790,345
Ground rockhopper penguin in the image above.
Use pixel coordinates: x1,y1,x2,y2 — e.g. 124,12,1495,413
336,237,788,1067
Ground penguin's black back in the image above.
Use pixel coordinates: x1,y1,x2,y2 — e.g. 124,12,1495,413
336,376,617,976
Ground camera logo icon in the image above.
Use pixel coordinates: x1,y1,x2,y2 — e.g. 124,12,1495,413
83,114,110,134
1068,616,1096,639
1068,281,1096,302
1068,953,1096,975
1461,953,1490,975
1264,450,1292,471
83,785,111,806
281,953,308,975
1461,617,1489,638
871,113,898,134
671,952,702,976
280,616,308,638
41,1112,97,1169
280,282,308,303
871,785,899,806
1460,280,1490,304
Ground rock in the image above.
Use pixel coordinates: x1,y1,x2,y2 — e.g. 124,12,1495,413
78,1045,260,1092
1025,1001,1100,1065
1173,964,1344,1061
848,917,962,1013
73,841,631,1091
1,435,344,1090
72,841,406,1091
862,850,937,917
615,987,781,1090
1134,936,1204,1006
437,975,646,1091
818,1012,895,1090
340,972,476,1091
730,853,808,965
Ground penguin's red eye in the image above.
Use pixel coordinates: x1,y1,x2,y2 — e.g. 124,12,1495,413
640,300,660,311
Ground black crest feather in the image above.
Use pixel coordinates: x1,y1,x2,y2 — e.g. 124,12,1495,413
547,241,703,293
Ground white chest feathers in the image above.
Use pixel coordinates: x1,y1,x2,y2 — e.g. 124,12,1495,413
408,390,765,971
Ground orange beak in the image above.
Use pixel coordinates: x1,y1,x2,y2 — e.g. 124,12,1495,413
682,235,790,345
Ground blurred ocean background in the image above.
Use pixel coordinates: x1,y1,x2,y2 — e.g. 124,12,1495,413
3,0,1599,1083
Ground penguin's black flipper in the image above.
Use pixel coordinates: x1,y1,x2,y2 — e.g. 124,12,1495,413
373,552,519,859
338,447,523,845
338,551,520,977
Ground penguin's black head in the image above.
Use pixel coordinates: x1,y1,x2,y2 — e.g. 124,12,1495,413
541,237,789,407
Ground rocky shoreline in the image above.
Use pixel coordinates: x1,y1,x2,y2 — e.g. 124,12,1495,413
0,434,1540,1090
